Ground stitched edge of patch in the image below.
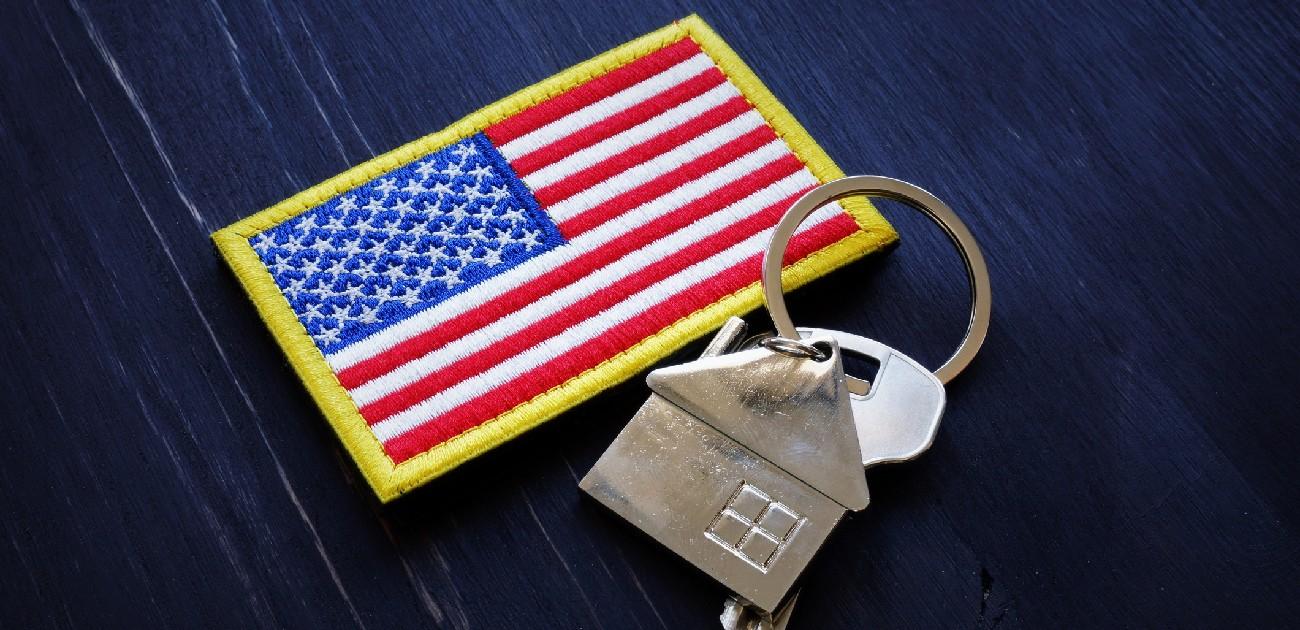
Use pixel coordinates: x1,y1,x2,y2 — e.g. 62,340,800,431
212,14,897,502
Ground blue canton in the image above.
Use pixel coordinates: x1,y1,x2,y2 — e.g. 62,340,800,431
249,134,565,353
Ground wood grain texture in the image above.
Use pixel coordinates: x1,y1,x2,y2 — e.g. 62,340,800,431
1,1,1297,627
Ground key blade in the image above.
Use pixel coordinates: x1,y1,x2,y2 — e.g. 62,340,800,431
720,591,800,630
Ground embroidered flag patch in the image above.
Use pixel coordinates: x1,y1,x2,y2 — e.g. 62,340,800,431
214,15,895,501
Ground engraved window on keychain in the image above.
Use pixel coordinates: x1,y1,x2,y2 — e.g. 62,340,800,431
707,482,805,571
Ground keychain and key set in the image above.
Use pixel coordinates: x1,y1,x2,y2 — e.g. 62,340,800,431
581,176,991,629
214,16,991,629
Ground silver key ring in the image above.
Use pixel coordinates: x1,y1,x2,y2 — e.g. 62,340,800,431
761,176,991,389
759,335,829,361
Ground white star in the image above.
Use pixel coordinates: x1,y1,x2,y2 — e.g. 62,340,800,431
481,248,503,267
498,206,527,222
340,283,366,301
466,164,493,181
269,254,294,275
463,224,487,241
391,198,416,216
353,215,376,231
448,202,472,224
337,236,364,257
336,195,358,212
328,302,351,321
440,160,464,178
317,276,341,297
375,177,398,197
315,326,341,345
252,232,277,254
487,185,511,202
324,257,349,276
281,237,305,254
491,229,515,248
412,265,437,283
296,214,319,232
454,246,477,268
324,214,348,230
381,264,407,281
519,230,543,250
355,303,380,324
430,223,459,241
435,266,462,288
301,302,325,321
420,198,443,214
299,257,322,276
451,142,479,161
428,180,455,197
397,288,422,308
283,277,308,300
415,159,437,179
395,239,419,255
357,257,382,276
462,183,485,201
362,196,386,214
401,179,426,196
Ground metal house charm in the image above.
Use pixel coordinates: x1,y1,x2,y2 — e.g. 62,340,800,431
580,176,993,628
580,319,868,614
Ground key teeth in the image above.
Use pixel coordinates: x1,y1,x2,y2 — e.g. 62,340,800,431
719,591,799,630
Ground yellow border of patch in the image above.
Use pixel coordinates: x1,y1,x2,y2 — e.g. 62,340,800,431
213,15,896,502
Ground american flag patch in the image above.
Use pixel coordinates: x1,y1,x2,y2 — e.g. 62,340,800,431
214,16,894,500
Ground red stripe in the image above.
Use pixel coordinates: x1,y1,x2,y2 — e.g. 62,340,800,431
382,215,861,462
532,95,752,206
510,68,727,176
357,187,814,424
557,127,787,238
484,38,703,146
336,153,805,390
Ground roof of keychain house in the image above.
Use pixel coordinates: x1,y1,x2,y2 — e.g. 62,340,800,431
647,340,870,511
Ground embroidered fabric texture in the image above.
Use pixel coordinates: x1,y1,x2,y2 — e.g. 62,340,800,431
213,15,895,500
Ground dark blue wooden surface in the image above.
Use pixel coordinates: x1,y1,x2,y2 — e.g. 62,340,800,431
2,1,1297,627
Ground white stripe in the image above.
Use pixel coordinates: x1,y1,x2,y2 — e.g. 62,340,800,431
326,138,790,371
348,171,827,405
543,115,775,223
522,81,743,189
370,204,844,442
497,53,716,160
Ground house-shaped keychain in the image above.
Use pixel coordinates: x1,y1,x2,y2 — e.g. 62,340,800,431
580,319,871,613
